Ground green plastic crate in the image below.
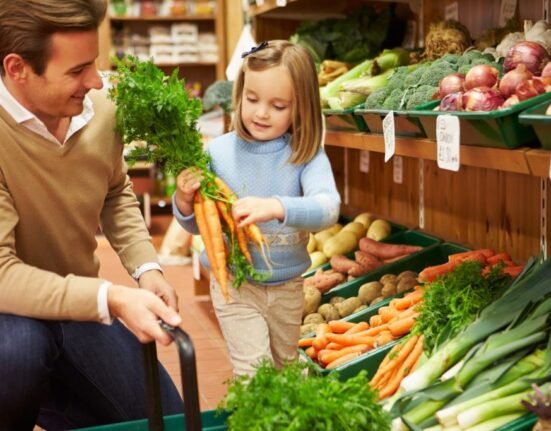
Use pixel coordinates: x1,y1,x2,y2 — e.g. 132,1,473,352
302,220,408,278
518,99,551,150
495,413,537,431
323,105,369,132
354,103,429,138
73,410,229,431
409,91,551,148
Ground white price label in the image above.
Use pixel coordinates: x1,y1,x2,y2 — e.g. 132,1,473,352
276,0,287,6
359,150,370,173
436,115,461,171
383,111,396,162
445,2,459,20
255,0,265,5
499,0,517,26
393,156,403,184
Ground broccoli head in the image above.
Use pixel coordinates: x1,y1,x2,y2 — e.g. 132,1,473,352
405,85,437,110
456,50,485,68
382,88,407,110
385,66,410,92
438,53,461,65
363,87,391,110
418,62,457,87
403,64,431,88
202,80,234,113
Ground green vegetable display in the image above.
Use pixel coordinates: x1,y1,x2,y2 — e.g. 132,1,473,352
219,359,390,430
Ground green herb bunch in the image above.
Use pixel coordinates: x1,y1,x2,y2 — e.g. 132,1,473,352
413,260,512,355
219,359,390,431
108,56,209,176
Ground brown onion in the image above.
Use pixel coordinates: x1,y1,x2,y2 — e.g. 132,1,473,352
464,64,500,90
504,41,550,75
501,95,520,108
437,73,466,99
439,92,464,111
515,79,546,101
498,64,532,99
462,87,505,111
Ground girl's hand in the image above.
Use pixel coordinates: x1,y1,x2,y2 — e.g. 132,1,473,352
232,197,284,227
174,167,202,216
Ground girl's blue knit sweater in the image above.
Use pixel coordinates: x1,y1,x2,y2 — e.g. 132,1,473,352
173,132,341,284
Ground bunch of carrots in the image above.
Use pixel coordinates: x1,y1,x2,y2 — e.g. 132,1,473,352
370,334,425,400
418,248,523,282
299,286,423,370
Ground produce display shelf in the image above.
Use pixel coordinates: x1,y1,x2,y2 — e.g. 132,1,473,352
354,104,428,138
518,99,551,150
324,105,369,132
408,92,551,149
302,220,408,278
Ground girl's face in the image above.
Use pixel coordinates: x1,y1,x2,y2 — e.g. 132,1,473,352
241,65,293,142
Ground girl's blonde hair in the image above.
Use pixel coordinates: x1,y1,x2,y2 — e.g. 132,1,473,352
232,40,322,165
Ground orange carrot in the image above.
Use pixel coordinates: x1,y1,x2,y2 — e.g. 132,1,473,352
318,344,370,365
298,337,315,348
391,290,424,311
448,248,494,262
388,314,418,337
304,346,317,359
486,251,512,265
370,342,403,387
379,306,400,323
328,320,356,334
325,333,376,347
343,321,369,335
418,261,457,282
312,323,332,351
375,335,418,377
378,335,424,399
353,323,390,338
503,266,524,278
374,330,395,347
326,351,364,369
370,314,383,327
325,342,344,350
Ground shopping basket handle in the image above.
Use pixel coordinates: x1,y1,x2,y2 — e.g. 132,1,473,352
142,321,202,431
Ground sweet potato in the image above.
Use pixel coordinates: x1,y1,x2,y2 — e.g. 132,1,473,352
330,254,358,274
303,269,346,293
354,250,383,270
359,237,423,260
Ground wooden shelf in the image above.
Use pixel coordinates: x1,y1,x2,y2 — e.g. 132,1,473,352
109,14,215,21
325,131,538,176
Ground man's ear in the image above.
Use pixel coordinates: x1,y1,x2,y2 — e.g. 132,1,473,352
3,54,29,82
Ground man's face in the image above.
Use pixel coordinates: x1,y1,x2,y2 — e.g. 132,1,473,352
20,30,103,122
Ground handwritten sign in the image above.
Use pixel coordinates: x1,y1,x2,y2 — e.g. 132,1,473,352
499,0,517,26
393,156,403,184
436,115,460,171
445,2,459,20
359,150,370,173
276,0,287,5
383,111,396,162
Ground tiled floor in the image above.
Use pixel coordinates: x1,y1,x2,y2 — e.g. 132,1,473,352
96,214,233,412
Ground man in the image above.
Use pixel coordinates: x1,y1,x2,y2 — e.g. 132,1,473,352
0,0,184,429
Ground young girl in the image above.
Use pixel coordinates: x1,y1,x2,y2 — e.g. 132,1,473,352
173,40,341,376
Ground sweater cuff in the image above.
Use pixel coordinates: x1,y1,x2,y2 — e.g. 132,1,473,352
275,196,308,226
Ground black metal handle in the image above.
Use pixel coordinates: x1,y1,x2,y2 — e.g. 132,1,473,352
141,322,203,431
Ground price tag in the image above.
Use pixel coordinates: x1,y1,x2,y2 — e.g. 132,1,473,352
445,2,459,20
436,115,460,171
393,156,403,184
359,150,370,173
276,0,287,6
255,0,265,6
383,111,396,162
499,0,517,26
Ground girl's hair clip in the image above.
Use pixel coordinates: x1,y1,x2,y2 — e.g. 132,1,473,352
241,41,269,58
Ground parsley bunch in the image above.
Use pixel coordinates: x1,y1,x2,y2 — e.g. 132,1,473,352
219,360,390,431
413,260,511,355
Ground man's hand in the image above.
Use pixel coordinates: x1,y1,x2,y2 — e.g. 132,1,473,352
107,283,181,346
138,269,179,311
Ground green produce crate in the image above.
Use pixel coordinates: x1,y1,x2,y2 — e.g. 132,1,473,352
323,105,369,132
354,103,429,138
317,230,443,302
496,414,537,431
409,91,551,148
302,219,408,278
518,99,551,150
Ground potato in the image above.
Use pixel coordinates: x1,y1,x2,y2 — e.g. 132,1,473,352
358,281,383,304
307,233,317,253
336,297,362,318
303,285,322,317
381,282,397,298
323,231,358,258
317,303,340,321
303,312,326,325
397,276,418,293
367,219,392,241
370,296,385,306
341,221,367,239
379,274,398,285
308,251,328,271
300,323,319,337
397,270,418,281
314,230,335,251
329,296,346,305
354,212,374,229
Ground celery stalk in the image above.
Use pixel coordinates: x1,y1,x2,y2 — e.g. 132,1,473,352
466,413,525,431
456,390,531,428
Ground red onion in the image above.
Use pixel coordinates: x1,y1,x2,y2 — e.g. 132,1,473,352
501,95,520,109
542,62,551,78
437,73,465,99
504,41,550,75
498,64,532,99
464,64,500,91
462,87,505,111
439,92,464,111
515,79,546,101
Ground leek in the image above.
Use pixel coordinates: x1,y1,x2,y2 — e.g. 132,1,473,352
320,59,373,103
466,413,525,431
400,257,551,394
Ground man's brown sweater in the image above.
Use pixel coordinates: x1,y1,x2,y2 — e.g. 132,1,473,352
0,89,158,321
